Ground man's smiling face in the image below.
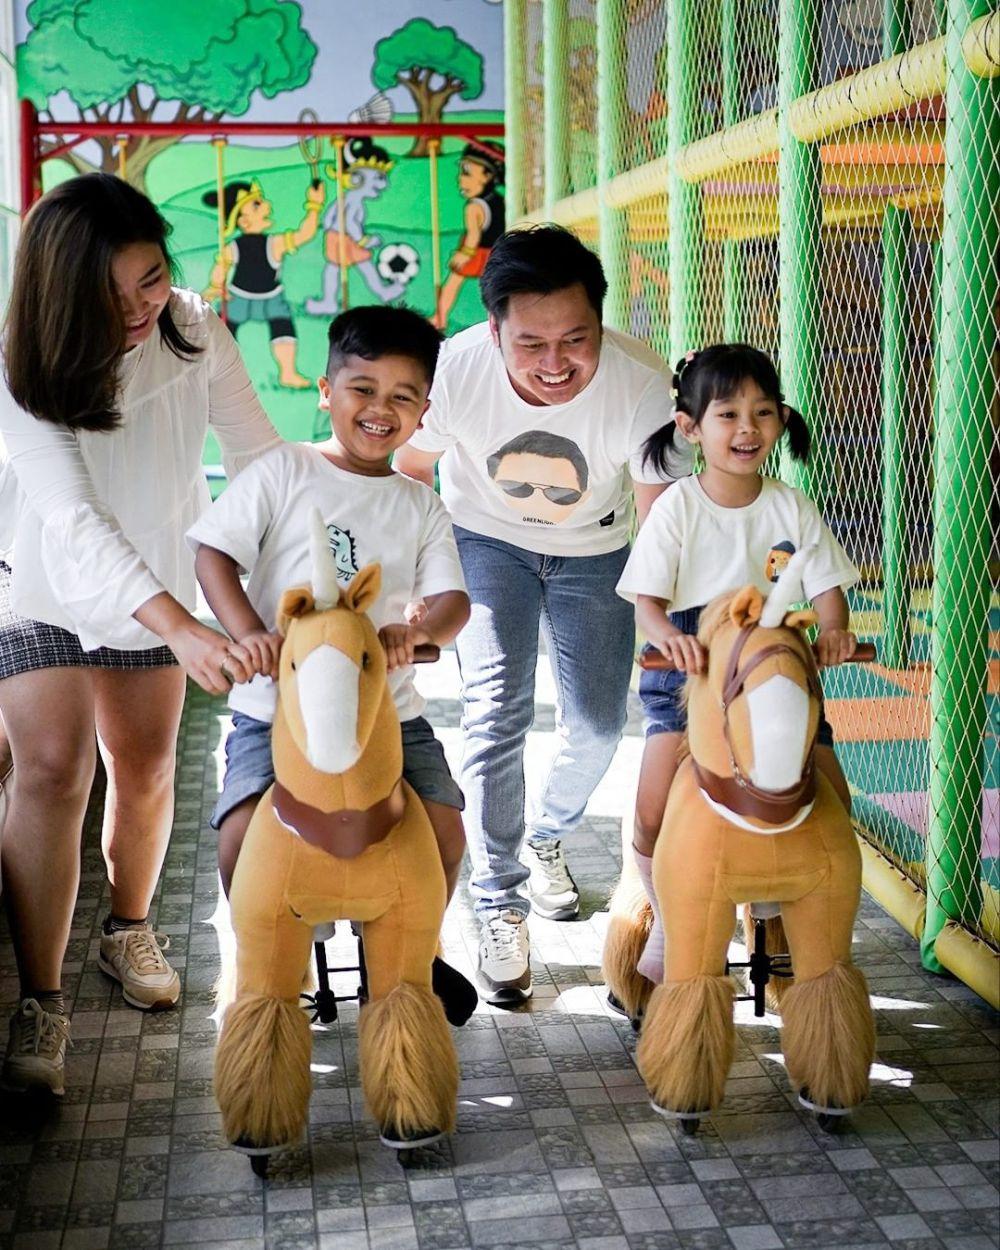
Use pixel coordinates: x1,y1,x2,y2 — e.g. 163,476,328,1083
492,283,602,407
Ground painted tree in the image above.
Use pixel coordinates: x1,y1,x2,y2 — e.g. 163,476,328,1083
371,18,484,157
17,0,317,192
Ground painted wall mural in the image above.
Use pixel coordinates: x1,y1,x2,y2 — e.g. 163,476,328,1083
14,0,504,443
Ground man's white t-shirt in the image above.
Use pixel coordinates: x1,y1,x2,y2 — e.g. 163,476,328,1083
407,321,690,557
617,476,859,611
186,443,466,724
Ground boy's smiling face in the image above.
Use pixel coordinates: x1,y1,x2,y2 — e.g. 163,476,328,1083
317,352,431,476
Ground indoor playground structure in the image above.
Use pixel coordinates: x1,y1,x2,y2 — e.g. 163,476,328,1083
502,0,999,1004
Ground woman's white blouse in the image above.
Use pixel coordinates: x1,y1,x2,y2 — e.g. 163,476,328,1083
0,288,282,651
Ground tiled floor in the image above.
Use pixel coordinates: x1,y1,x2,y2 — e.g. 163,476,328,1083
1,651,997,1250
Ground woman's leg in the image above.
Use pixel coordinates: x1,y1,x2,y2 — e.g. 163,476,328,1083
0,667,96,995
92,667,185,920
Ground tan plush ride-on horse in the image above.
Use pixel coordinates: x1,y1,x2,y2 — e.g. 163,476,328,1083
608,554,876,1132
214,512,459,1165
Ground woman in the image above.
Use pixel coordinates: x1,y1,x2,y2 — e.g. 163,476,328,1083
0,174,281,1096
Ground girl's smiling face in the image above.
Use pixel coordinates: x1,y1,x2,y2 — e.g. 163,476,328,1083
111,242,172,349
680,379,785,478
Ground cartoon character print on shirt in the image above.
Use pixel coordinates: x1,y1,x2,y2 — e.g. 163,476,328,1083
485,431,591,526
326,522,360,582
765,540,797,584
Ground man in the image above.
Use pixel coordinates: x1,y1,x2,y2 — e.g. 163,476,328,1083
395,225,688,1004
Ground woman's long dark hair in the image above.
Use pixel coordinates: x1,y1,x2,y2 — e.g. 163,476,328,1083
643,343,811,475
3,173,201,433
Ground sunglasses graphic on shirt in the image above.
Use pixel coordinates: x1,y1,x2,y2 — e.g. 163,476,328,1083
494,479,584,505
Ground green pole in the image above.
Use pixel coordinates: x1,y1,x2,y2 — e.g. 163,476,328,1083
598,0,629,331
504,0,526,221
921,0,998,969
722,0,743,341
544,0,570,216
777,0,821,497
668,0,703,362
880,0,912,670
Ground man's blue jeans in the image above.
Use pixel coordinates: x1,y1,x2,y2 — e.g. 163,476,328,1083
453,526,635,918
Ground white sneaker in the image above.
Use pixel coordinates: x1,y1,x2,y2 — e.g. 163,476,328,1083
476,910,532,1005
2,999,71,1096
522,837,580,920
99,924,180,1011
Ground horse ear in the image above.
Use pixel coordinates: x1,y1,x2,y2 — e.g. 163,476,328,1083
277,586,315,636
342,563,381,615
783,609,819,631
729,586,763,628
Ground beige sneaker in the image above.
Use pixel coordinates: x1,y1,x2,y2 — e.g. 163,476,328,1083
99,924,180,1010
2,999,71,1096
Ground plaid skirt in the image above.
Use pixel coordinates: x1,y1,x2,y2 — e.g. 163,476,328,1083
0,562,177,680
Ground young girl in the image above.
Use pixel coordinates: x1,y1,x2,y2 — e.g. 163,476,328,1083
616,344,859,982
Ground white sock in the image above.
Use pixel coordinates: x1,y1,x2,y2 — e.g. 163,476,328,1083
634,848,664,984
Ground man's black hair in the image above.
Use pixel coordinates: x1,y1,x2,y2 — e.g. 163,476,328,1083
326,305,443,388
479,225,608,322
486,430,589,491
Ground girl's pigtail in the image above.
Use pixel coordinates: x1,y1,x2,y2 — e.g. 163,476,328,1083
783,404,811,461
642,418,682,476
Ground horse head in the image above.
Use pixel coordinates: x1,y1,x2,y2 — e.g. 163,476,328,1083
686,550,823,822
275,510,386,775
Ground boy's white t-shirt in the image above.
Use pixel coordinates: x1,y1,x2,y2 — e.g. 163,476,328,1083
617,475,859,611
406,321,690,557
186,443,466,724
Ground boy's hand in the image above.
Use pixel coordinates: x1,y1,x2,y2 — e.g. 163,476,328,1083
653,628,707,674
379,622,432,672
815,628,857,668
237,629,283,680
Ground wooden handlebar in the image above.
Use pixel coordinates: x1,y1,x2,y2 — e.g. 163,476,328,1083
412,644,441,663
638,641,876,671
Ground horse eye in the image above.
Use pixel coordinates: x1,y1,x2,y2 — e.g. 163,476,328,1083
290,659,296,672
362,652,370,669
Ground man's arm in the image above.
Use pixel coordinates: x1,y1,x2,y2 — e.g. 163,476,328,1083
633,480,669,527
393,444,441,489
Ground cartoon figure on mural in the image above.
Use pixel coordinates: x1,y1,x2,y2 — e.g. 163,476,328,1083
486,432,592,527
433,142,505,330
202,177,326,389
305,137,418,315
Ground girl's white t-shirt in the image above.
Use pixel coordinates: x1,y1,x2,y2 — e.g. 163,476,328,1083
406,321,690,557
617,475,859,610
186,443,467,724
0,288,281,650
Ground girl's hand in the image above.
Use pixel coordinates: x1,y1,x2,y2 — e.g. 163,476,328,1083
378,622,431,672
164,620,254,695
237,629,283,680
654,630,708,674
815,628,857,668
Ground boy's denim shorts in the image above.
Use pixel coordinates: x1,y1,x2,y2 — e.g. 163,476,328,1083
638,605,834,748
210,710,464,830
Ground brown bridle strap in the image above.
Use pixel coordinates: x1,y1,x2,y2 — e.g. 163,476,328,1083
693,624,821,825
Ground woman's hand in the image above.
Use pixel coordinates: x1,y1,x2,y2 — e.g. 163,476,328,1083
815,628,857,668
378,622,431,672
165,620,254,694
237,629,283,680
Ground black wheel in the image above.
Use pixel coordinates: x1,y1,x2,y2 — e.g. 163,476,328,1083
816,1112,841,1135
397,1149,415,1167
250,1153,269,1178
680,1118,700,1136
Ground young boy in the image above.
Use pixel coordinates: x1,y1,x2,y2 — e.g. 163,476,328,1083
187,305,473,1014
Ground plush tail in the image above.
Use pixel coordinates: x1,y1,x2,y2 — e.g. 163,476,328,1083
603,869,655,1021
637,976,735,1115
359,982,459,1138
781,962,875,1112
215,994,312,1148
740,904,794,1012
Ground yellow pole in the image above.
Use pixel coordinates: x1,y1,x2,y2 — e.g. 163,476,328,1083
212,137,228,325
428,138,442,316
333,135,349,312
116,136,128,180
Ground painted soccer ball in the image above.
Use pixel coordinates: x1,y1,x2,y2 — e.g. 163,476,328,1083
377,243,420,285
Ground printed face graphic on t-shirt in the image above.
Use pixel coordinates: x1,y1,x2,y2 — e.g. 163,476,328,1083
765,540,796,583
487,431,591,526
